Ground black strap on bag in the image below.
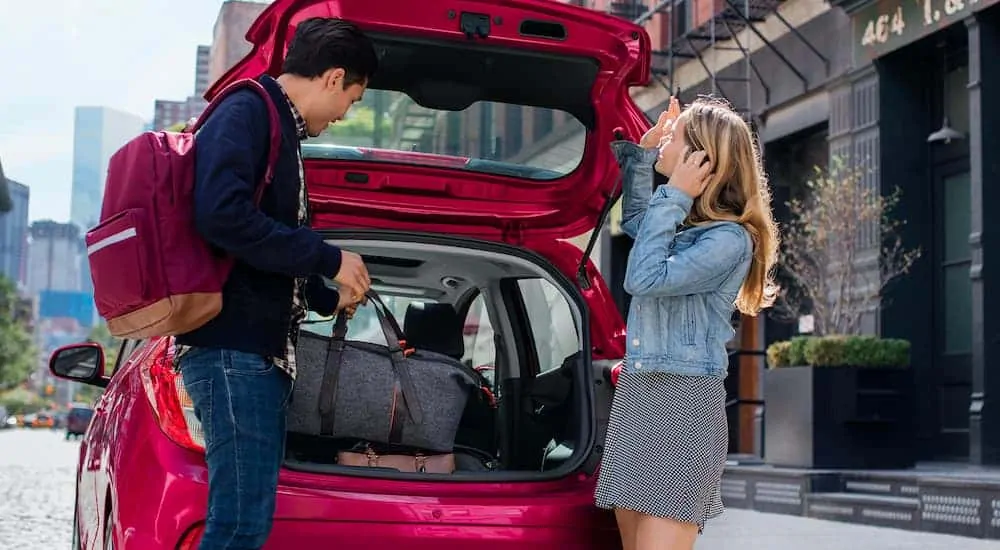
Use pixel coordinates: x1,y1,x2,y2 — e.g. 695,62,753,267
317,290,424,440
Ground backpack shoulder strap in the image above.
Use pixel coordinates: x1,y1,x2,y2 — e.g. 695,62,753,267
189,79,283,204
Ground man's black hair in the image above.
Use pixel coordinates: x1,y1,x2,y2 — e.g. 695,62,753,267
283,17,378,86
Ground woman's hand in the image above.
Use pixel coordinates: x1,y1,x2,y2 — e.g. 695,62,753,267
639,96,681,149
669,148,713,199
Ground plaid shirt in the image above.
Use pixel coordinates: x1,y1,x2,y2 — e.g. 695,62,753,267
272,82,311,380
175,83,310,379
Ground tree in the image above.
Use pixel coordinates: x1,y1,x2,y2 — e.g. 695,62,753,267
71,323,121,405
776,159,921,336
87,322,121,372
0,277,34,389
323,105,392,139
73,381,104,405
0,387,46,415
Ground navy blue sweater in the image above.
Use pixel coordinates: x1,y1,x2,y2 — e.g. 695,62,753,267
175,76,342,357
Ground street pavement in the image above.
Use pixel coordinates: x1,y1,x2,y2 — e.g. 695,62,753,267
1,428,998,550
1,428,77,550
698,508,1000,549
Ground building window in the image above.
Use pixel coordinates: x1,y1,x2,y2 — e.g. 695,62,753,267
445,112,462,155
941,171,972,354
532,108,553,142
504,105,523,159
672,0,690,37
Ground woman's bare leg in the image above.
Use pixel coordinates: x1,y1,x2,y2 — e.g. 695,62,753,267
615,508,641,550
634,514,698,550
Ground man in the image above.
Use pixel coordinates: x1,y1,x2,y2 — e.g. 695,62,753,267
175,18,378,550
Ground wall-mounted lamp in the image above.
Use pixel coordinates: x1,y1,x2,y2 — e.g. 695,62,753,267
927,119,965,144
927,41,965,145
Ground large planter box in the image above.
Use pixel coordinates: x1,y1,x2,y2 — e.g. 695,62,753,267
764,366,915,469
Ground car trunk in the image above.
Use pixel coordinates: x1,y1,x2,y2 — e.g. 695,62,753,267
281,231,617,481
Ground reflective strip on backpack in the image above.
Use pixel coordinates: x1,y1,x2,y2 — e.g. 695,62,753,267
87,227,137,256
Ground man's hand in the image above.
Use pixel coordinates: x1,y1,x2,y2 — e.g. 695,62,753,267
335,285,365,319
333,250,370,301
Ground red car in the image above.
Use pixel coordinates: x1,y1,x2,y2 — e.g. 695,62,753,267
49,0,643,547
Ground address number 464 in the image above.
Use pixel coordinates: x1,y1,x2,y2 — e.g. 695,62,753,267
861,5,905,46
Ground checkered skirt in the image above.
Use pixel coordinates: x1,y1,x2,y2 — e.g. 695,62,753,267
594,368,728,533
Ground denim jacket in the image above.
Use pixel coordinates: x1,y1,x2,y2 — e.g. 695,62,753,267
613,141,752,378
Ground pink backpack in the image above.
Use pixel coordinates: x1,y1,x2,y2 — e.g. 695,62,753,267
87,79,282,338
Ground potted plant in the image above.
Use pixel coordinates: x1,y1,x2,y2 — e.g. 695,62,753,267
765,335,913,469
764,160,921,469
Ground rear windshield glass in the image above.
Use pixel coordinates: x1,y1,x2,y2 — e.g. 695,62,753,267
301,92,584,181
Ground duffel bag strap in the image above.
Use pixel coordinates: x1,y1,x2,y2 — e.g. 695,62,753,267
317,336,345,436
318,289,424,436
328,289,407,347
363,290,406,340
364,294,425,426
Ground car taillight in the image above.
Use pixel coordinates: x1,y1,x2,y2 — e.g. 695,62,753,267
139,338,205,453
177,522,204,549
606,361,623,387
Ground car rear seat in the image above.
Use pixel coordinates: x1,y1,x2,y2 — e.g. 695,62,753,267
403,303,496,456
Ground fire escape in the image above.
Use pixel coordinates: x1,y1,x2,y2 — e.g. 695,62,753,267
389,95,438,152
609,0,828,123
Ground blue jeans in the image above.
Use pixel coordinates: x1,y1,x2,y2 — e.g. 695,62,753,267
179,348,293,550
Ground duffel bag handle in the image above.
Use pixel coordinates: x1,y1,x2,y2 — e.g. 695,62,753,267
331,289,408,353
320,289,424,429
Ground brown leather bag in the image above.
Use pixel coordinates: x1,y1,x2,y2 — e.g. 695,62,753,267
337,446,456,474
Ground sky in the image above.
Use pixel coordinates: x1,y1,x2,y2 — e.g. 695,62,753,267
0,0,245,222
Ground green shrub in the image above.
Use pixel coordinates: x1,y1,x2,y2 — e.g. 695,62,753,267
841,335,879,365
767,335,910,368
859,337,910,367
766,340,791,368
787,336,811,366
804,335,848,366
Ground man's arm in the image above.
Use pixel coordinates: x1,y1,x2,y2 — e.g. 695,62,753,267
305,275,339,316
192,93,342,279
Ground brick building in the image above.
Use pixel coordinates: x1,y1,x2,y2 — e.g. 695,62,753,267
208,0,271,85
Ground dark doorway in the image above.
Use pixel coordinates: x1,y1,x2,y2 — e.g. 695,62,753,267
931,161,972,459
927,37,971,460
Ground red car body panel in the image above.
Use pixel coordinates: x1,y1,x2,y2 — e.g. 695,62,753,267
77,338,620,549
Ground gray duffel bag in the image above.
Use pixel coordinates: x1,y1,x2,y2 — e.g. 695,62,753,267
287,290,479,453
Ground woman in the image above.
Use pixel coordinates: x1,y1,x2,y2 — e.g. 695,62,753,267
595,96,779,550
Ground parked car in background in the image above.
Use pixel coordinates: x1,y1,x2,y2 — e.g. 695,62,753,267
66,404,95,439
30,412,55,429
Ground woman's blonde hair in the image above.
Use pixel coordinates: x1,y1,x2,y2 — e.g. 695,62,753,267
674,97,779,316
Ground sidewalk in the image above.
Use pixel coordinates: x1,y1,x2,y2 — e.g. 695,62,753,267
698,510,1000,550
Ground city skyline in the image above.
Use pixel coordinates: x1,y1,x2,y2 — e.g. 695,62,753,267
70,106,146,231
0,0,253,223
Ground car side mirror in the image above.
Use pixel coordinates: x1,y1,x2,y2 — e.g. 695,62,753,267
50,343,108,387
